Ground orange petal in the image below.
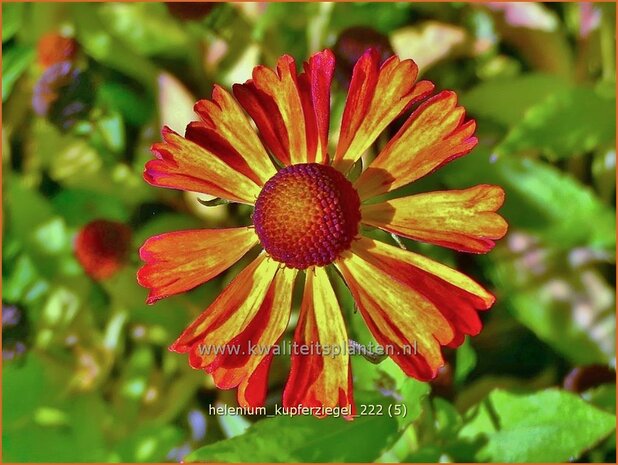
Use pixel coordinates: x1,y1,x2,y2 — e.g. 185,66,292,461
170,254,277,354
354,90,477,201
170,255,296,407
332,50,433,173
146,127,261,204
193,85,276,185
211,266,298,408
336,240,454,381
235,55,307,165
137,227,258,304
283,267,354,414
361,185,508,253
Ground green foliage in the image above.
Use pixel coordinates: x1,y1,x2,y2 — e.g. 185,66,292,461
2,44,35,101
188,407,399,463
70,3,158,91
498,86,616,159
98,3,190,57
460,389,616,462
462,74,571,127
2,3,24,42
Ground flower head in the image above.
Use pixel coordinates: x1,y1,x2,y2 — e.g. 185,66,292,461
138,49,507,414
75,220,132,280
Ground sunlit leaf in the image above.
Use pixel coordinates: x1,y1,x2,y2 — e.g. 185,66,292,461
2,3,25,42
2,44,35,102
443,149,616,252
497,86,616,159
461,73,571,127
98,3,190,57
187,408,399,463
460,388,616,462
70,3,157,91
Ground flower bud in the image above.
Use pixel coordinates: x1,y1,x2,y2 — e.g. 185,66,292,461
333,26,394,87
75,220,132,280
166,2,217,21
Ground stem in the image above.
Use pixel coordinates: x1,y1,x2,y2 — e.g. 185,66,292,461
348,339,388,364
600,4,616,83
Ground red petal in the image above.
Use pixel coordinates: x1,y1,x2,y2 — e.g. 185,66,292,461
234,51,334,166
297,50,335,164
283,267,354,415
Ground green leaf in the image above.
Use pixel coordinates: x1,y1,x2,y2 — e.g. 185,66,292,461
187,412,399,463
70,3,157,91
461,73,571,127
455,337,477,384
584,384,616,414
197,196,230,207
94,110,126,155
98,80,154,126
488,245,615,365
4,355,110,462
217,406,252,438
52,188,129,226
497,87,616,159
98,3,190,57
116,425,184,462
4,175,55,238
2,44,35,102
3,254,41,302
443,150,616,252
2,3,25,42
4,394,110,462
460,388,616,462
330,2,413,33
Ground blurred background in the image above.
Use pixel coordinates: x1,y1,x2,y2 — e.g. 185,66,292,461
2,2,616,463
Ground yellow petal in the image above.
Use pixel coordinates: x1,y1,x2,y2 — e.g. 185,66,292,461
355,90,477,200
361,185,508,253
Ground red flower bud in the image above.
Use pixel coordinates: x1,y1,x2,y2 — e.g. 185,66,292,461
333,27,394,87
75,220,132,280
166,2,217,21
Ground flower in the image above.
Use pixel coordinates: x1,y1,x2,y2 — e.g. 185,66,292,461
138,49,507,413
75,220,132,280
333,26,394,87
37,32,79,69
